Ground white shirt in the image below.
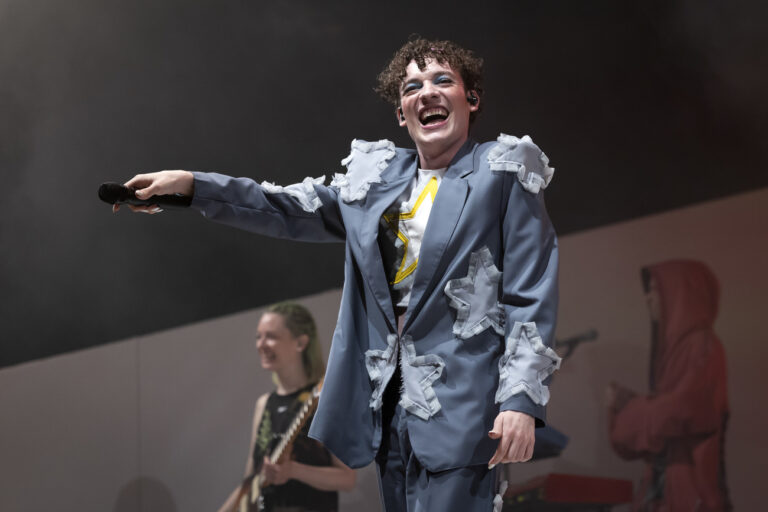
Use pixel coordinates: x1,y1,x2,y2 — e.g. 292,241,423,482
378,167,447,307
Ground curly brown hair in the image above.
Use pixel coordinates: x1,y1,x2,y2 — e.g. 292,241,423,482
375,37,484,122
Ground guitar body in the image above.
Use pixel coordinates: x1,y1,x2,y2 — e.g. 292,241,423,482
234,474,262,512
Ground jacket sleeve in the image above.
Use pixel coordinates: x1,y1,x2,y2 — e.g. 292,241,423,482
609,335,725,459
189,172,346,243
492,137,560,426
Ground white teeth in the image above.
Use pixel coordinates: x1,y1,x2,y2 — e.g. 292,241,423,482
419,108,448,122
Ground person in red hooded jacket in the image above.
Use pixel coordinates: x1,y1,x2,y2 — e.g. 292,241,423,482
607,260,731,511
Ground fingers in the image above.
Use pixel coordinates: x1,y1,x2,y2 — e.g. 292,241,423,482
113,204,162,214
124,171,170,200
113,173,161,213
261,456,291,486
112,172,163,214
135,205,162,214
488,415,512,468
495,432,533,466
507,433,528,462
117,170,193,210
488,415,503,439
524,439,534,461
261,456,274,485
123,174,153,199
123,173,158,191
488,411,536,467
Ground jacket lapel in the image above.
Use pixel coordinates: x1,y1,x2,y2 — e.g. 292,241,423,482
354,153,417,329
403,140,477,330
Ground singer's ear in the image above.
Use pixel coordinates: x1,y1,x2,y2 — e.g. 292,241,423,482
467,90,480,111
396,106,407,127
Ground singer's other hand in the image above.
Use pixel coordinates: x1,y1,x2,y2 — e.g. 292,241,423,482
112,170,194,213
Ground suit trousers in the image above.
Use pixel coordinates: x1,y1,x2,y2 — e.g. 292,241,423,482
375,367,499,512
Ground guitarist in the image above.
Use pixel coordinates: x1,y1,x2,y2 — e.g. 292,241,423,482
218,302,356,512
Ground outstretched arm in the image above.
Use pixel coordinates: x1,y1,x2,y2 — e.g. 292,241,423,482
111,169,346,243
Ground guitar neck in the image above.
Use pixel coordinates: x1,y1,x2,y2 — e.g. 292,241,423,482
268,380,322,464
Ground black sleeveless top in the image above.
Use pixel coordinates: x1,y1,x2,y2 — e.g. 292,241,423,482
253,382,338,512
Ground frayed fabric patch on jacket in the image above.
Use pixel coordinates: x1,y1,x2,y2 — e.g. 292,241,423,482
260,175,326,213
493,480,508,512
496,321,561,405
398,336,445,421
364,335,445,421
331,139,396,202
364,334,399,411
487,134,554,194
444,246,505,340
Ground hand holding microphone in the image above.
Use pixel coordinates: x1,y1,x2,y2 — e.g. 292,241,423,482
100,170,194,213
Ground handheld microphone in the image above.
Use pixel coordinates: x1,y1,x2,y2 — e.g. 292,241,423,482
98,182,192,208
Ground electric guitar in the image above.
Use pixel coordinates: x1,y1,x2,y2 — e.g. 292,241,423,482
233,379,323,512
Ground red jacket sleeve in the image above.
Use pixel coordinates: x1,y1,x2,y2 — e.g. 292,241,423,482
609,333,725,459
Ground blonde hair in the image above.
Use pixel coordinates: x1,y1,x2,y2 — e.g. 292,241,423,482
265,302,325,383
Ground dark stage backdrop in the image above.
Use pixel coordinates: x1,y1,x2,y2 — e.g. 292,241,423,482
1,0,767,367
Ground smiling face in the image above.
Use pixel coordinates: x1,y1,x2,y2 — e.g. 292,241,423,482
255,312,306,373
398,59,479,169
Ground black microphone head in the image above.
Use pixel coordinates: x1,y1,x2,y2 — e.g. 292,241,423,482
98,182,134,204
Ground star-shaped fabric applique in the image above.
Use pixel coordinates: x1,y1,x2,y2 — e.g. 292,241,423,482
260,175,326,213
364,334,399,411
331,139,395,202
444,246,505,340
398,336,445,421
495,321,561,405
487,134,554,194
381,176,439,287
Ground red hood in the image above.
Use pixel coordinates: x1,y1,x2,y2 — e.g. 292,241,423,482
644,260,719,389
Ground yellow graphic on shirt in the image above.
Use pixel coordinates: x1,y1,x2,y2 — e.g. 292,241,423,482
382,176,439,285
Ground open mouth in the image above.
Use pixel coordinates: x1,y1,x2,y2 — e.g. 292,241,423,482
419,107,449,126
260,350,275,364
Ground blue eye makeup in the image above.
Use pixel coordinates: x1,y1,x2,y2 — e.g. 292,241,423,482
401,73,454,94
403,82,421,93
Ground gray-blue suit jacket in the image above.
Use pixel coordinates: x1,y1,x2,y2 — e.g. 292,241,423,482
190,135,559,472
